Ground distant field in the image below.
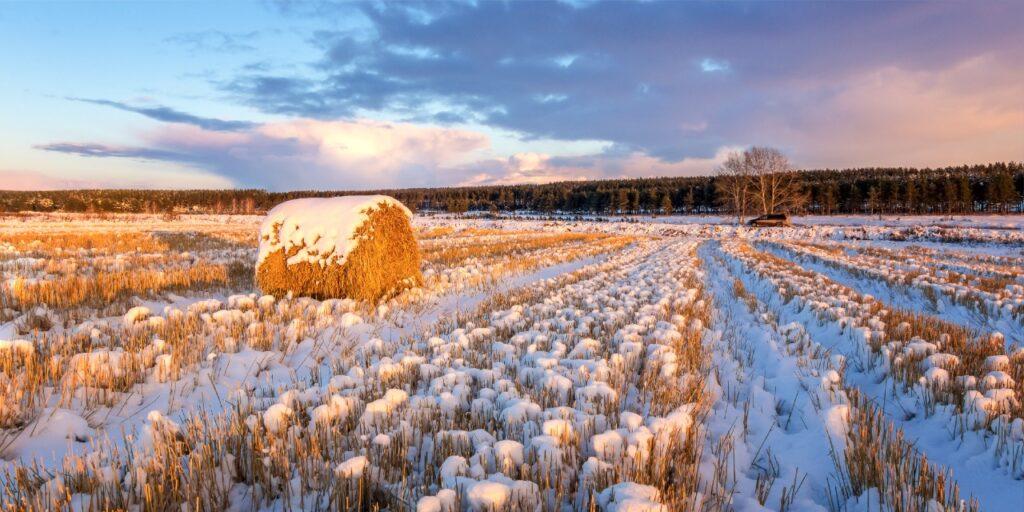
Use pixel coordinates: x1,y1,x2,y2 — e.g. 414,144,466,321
0,213,1021,510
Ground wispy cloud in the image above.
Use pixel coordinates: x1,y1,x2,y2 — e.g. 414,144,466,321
34,142,194,161
164,29,261,53
459,146,743,187
68,98,256,131
699,58,729,73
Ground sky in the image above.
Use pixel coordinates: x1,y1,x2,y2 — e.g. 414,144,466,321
1,1,1022,191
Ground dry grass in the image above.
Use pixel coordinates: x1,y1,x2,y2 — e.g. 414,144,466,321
421,232,609,266
0,228,252,258
829,390,979,512
257,202,422,303
410,234,635,303
8,263,242,313
417,226,522,240
0,231,164,255
0,218,257,324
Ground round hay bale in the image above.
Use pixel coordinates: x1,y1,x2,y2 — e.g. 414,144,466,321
256,195,421,302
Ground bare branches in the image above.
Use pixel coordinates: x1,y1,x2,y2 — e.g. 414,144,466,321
716,147,806,222
716,152,752,223
746,147,806,216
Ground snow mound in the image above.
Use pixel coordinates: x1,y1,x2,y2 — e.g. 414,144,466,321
598,482,666,511
262,403,293,434
335,455,369,478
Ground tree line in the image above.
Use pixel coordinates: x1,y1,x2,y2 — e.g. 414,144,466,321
1,161,1020,216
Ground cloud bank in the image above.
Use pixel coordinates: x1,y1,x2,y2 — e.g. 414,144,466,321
24,2,1024,189
38,115,739,190
41,119,492,190
228,1,1023,162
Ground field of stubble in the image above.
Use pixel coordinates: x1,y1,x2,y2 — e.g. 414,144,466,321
0,213,1021,511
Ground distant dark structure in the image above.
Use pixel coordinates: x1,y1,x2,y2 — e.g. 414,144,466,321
747,213,792,227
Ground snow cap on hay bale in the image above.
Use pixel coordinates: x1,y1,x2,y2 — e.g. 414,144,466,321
256,195,421,302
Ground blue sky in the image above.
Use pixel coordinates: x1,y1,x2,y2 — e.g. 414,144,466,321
2,1,1021,191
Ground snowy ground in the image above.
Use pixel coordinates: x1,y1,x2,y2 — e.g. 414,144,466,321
0,212,1021,511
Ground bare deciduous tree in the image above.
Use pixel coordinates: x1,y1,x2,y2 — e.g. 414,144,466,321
745,146,806,216
716,146,805,222
715,151,752,223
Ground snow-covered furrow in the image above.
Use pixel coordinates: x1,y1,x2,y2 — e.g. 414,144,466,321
925,246,1024,273
761,241,1024,345
759,242,990,333
699,242,850,511
721,241,1024,510
877,247,1024,283
834,243,1024,282
842,240,1024,259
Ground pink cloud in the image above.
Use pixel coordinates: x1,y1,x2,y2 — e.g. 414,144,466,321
130,119,490,190
458,146,743,186
33,119,747,189
0,169,230,190
765,54,1024,168
0,171,100,191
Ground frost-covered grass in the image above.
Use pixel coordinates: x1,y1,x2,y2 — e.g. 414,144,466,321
719,240,1022,509
764,241,1024,338
724,242,1022,426
0,212,1021,511
707,247,977,511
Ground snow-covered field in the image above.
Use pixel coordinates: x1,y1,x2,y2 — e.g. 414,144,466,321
0,212,1021,511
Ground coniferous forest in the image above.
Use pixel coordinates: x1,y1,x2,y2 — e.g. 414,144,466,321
2,162,1021,216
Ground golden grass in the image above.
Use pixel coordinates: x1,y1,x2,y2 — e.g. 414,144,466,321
417,225,456,240
830,390,979,512
0,220,256,320
0,229,253,257
417,226,531,241
257,202,422,303
422,232,609,266
415,235,635,298
8,262,240,312
0,231,165,254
